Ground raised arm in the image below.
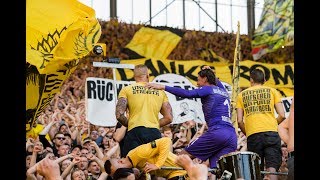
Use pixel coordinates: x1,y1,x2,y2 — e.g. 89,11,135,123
102,142,120,162
87,153,106,172
54,153,73,164
36,157,63,180
115,97,129,127
90,141,104,160
278,117,289,144
113,124,127,142
61,156,80,179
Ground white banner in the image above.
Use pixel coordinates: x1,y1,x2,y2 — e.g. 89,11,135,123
152,74,206,124
85,74,228,126
85,77,132,126
280,96,293,118
85,75,292,127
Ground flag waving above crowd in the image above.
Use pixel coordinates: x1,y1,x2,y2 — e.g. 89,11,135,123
123,26,184,60
26,0,101,131
251,0,294,60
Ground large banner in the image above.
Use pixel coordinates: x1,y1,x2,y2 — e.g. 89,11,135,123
86,75,213,126
251,0,294,60
117,59,294,90
86,75,292,127
85,77,132,126
26,0,101,131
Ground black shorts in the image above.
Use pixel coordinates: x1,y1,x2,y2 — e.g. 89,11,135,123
122,126,162,157
247,131,282,171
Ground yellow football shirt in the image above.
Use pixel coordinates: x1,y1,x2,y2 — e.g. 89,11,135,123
118,82,169,131
127,137,186,179
236,85,282,137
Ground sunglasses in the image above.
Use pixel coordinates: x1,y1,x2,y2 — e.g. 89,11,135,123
56,137,66,140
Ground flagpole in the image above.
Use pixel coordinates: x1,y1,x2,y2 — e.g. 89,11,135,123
231,21,241,136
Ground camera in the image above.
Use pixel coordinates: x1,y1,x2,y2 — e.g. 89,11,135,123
93,43,106,56
103,57,121,64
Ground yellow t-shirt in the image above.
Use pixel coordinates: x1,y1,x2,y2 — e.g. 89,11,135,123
236,85,282,137
118,82,169,131
127,137,186,179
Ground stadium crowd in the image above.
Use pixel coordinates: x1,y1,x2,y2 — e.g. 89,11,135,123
26,19,293,180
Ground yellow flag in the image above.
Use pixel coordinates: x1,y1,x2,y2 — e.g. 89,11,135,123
26,0,101,74
26,0,101,131
251,0,294,60
125,27,182,60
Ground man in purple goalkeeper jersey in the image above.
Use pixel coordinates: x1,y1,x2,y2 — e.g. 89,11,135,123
145,66,237,174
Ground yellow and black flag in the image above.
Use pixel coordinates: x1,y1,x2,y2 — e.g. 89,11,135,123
26,0,101,131
122,26,184,60
251,0,294,60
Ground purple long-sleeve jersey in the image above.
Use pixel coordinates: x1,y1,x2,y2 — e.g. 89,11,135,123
165,80,232,127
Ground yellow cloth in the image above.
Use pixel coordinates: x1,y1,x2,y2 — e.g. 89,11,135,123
26,0,101,131
251,0,294,60
125,27,182,60
236,85,282,137
119,59,294,89
26,124,51,141
118,82,169,131
127,137,186,179
26,0,101,74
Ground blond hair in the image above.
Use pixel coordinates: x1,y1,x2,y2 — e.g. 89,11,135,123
134,64,148,78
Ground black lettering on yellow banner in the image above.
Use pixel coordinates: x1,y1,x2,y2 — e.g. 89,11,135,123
120,59,294,89
26,61,79,131
26,0,101,131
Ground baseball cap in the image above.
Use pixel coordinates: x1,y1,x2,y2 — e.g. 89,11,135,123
82,137,92,145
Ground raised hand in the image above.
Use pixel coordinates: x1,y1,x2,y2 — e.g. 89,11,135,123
145,83,165,90
36,157,62,180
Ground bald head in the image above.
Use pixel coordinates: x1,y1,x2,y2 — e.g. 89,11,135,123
134,64,149,82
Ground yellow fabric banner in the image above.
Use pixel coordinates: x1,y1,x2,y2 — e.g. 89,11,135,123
26,0,101,131
26,0,101,74
118,58,294,89
251,0,294,60
125,27,182,60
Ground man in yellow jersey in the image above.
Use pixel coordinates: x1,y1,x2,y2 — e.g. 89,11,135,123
236,69,286,180
104,137,187,179
115,64,173,157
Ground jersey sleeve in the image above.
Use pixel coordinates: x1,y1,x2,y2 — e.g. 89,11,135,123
165,85,212,98
272,88,282,103
154,137,171,168
236,93,244,109
161,90,169,102
216,78,226,90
